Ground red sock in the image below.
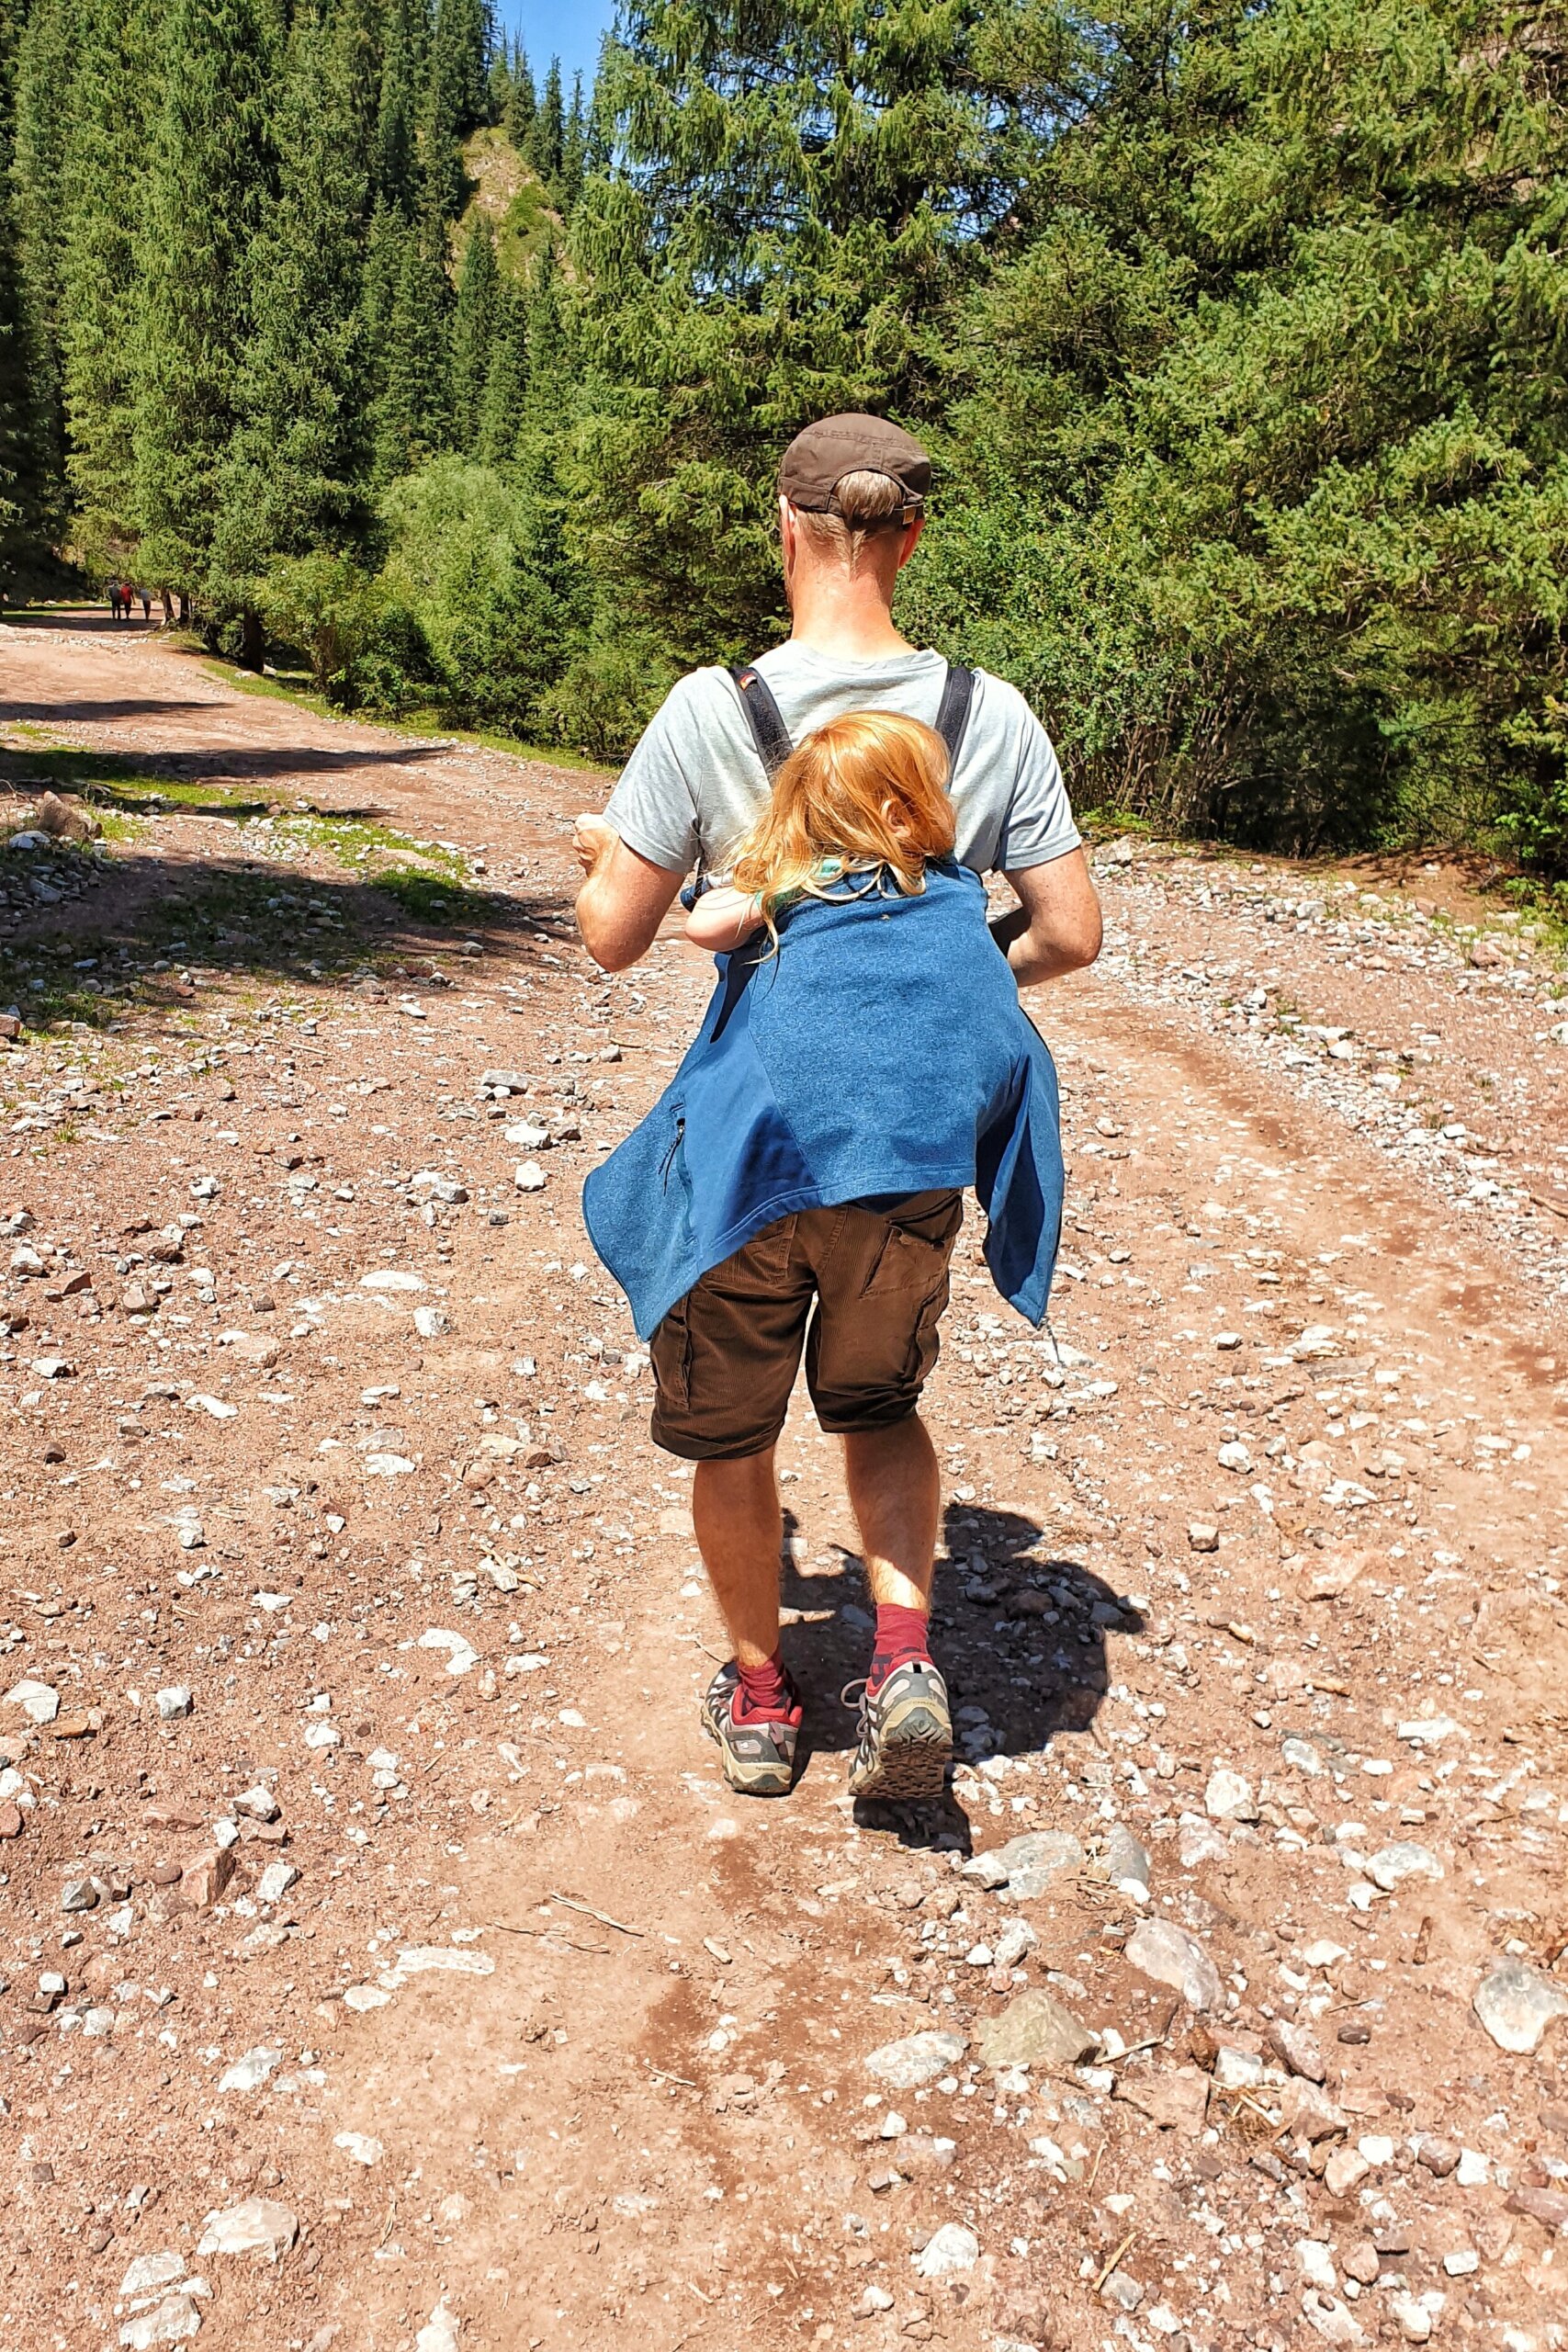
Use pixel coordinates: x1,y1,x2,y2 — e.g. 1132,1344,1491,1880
869,1603,931,1692
734,1650,801,1725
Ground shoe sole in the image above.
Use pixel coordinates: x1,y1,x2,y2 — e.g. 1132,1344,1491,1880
849,1690,953,1801
701,1702,796,1798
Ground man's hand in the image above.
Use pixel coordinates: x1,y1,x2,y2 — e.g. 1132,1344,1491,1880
993,847,1102,988
572,818,686,973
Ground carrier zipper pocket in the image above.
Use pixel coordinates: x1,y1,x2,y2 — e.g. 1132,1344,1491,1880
660,1112,687,1193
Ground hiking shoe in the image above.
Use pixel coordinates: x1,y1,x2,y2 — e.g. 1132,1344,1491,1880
844,1657,953,1801
701,1660,801,1797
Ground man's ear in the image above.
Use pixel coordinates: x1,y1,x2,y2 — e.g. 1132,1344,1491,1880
896,513,927,571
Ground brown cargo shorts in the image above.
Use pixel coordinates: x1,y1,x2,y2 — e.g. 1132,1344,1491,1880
649,1190,964,1461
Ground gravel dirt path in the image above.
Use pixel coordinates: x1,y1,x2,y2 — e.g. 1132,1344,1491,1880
2,613,1566,2352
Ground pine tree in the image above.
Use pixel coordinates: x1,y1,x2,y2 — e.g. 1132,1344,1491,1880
375,0,424,213
558,71,586,210
450,215,498,452
130,0,277,615
373,214,452,480
0,0,49,586
210,2,375,605
476,280,526,466
502,41,535,147
10,0,74,525
57,0,155,560
523,54,563,185
423,0,486,219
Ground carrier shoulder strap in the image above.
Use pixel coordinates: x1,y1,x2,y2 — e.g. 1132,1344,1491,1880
728,664,794,778
933,662,976,772
729,658,976,782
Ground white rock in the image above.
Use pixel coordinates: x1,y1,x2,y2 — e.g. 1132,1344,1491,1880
1302,2293,1365,2346
416,2304,461,2352
1456,2148,1489,2186
1366,1841,1443,1891
381,1946,495,1987
1297,2240,1337,2291
865,2030,968,2091
119,2250,186,2301
343,1984,391,2012
413,1306,449,1339
196,2197,299,2261
186,1395,237,1420
154,1686,193,1721
1443,2250,1478,2277
1217,1441,1252,1474
218,2045,281,2093
30,1356,73,1380
1357,2134,1395,2165
333,2131,384,2165
364,1452,415,1476
5,1678,58,1724
234,1784,279,1822
513,1160,547,1193
1205,1768,1257,1822
1473,1957,1568,2054
911,2223,979,2278
360,1268,425,1291
1397,1715,1460,1747
419,1627,479,1676
256,1862,299,1905
992,1918,1038,1970
302,1721,340,1750
1126,1918,1222,2011
119,2292,203,2348
1324,2147,1371,2196
503,1122,549,1149
1301,1939,1350,1971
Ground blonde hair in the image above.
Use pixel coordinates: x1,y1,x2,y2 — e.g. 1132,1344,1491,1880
792,469,915,575
731,708,955,938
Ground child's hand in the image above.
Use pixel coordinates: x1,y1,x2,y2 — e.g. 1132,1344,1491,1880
684,885,764,952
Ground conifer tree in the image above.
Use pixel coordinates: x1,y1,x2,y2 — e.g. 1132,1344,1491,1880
58,0,155,560
523,55,563,185
10,0,74,521
373,215,452,480
476,280,526,467
0,0,48,584
450,215,499,451
130,0,277,614
423,0,486,219
558,71,586,210
375,0,424,213
502,41,535,147
210,3,374,605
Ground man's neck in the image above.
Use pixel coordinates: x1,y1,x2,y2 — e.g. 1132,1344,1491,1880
786,568,916,662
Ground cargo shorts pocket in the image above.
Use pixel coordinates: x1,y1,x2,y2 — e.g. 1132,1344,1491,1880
650,1295,693,1412
860,1194,964,1300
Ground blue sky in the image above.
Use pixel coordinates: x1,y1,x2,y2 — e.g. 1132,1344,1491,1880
499,0,618,89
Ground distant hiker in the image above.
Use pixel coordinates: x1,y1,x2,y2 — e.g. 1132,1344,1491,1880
138,587,151,622
107,582,122,622
573,413,1100,1802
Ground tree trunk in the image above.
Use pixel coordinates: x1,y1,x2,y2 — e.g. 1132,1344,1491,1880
239,606,265,673
161,589,175,628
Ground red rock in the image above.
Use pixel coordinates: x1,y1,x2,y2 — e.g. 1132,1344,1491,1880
0,1803,23,1838
180,1848,236,1907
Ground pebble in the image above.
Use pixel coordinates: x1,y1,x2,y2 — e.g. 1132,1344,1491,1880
910,2223,978,2278
991,1918,1038,1970
62,1876,98,1913
256,1861,299,1905
1102,1824,1152,1897
987,1826,1085,1899
976,1988,1096,2072
1265,2018,1327,2082
1325,2147,1371,2196
5,1678,59,1724
1365,1841,1442,1891
415,2303,461,2352
1115,2065,1210,2137
333,2132,383,2165
1416,2134,1460,2177
1125,1918,1222,2012
513,1161,546,1192
119,2291,204,2347
864,2030,967,2091
1187,1523,1219,1552
1204,1768,1257,1823
154,1686,193,1722
120,2251,186,2301
419,1628,479,1676
360,1269,424,1292
196,2197,299,2261
233,1785,279,1822
218,2046,281,2093
1473,1957,1568,2055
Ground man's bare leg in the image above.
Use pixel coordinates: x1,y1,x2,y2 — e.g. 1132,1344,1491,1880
692,1448,784,1668
843,1414,942,1611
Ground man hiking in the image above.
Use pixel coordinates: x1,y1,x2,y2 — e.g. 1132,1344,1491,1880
573,414,1100,1801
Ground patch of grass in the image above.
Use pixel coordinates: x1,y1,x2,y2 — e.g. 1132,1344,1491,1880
374,865,490,926
199,654,615,776
1,735,265,823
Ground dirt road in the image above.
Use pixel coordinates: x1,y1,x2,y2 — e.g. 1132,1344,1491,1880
2,613,1566,2352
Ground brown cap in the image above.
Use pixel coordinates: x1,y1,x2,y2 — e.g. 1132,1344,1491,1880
778,413,931,516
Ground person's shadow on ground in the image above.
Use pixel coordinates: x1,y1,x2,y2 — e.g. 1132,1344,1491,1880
775,1500,1144,1852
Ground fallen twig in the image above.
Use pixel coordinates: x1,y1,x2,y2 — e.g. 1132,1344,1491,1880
1094,2232,1135,2293
485,1920,610,1955
649,2066,697,2088
547,1891,646,1938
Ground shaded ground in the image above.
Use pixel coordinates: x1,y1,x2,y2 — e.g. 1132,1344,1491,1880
1,613,1565,2352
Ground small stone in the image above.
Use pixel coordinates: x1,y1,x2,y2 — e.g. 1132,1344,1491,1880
877,2109,907,2140
865,2030,967,2091
256,1860,299,1905
196,2196,299,2261
991,1917,1038,1969
976,1988,1096,2072
413,1306,449,1339
1506,2185,1568,2233
1325,2147,1371,2197
360,1268,424,1292
1205,1767,1257,1822
1101,2269,1144,2312
180,1848,235,1908
513,1161,546,1193
1474,1958,1568,2055
152,1860,183,1886
118,2291,203,2348
120,2251,186,2301
154,1686,193,1722
1390,2293,1439,2344
1265,2017,1327,2082
987,1826,1084,1899
1365,1841,1442,1892
30,1356,73,1380
62,1875,98,1913
1302,2293,1365,2346
1102,1824,1152,1896
333,2132,383,2165
218,2045,281,2093
0,1803,22,1838
1188,1523,1219,1553
1279,2079,1348,2142
415,2303,461,2352
1126,1917,1222,2012
1297,2241,1337,2292
1115,2065,1209,2136
910,2223,978,2278
853,2287,895,2317
233,1784,279,1822
1442,2249,1478,2278
1416,2135,1460,2177
1217,1440,1252,1474
1343,2243,1380,2286
5,1677,59,1724
1213,2043,1264,2091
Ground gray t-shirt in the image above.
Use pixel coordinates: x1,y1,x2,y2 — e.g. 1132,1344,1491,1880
603,641,1079,879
